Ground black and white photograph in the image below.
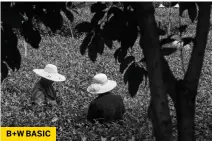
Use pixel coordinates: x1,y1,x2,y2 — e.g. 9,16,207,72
1,1,212,141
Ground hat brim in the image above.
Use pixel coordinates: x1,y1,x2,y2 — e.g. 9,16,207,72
87,80,117,94
33,69,66,82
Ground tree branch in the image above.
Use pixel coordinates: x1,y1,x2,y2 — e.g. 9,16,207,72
184,3,211,93
161,57,177,103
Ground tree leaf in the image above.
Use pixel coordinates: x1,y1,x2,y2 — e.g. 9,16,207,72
182,37,194,46
40,9,63,33
62,8,74,22
81,136,87,141
143,72,148,88
120,20,138,47
107,7,123,16
128,136,135,141
120,56,135,74
171,2,179,7
160,35,175,46
187,3,197,22
157,28,166,36
51,117,59,122
22,20,41,49
90,2,107,13
80,32,94,55
111,137,116,141
118,49,128,63
114,48,121,62
91,11,105,26
101,7,125,41
2,24,21,72
100,136,107,141
128,65,146,97
179,2,197,22
122,2,132,9
1,7,24,28
124,62,135,84
161,48,177,56
101,13,125,41
1,62,8,82
101,22,117,40
75,22,93,34
98,37,105,54
178,25,187,33
88,34,98,62
104,39,113,49
7,48,21,71
179,2,189,16
66,2,73,8
139,57,146,63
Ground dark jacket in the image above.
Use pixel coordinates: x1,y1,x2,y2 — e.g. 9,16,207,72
31,80,57,106
87,92,125,124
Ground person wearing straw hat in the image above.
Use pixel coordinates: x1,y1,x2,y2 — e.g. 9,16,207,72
31,64,66,106
86,73,125,124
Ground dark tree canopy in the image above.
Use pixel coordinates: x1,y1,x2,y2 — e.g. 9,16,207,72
1,2,74,81
75,2,200,96
1,2,197,88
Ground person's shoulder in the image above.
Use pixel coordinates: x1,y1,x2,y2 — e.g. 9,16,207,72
94,92,122,101
107,93,123,100
33,80,41,88
89,99,99,108
110,92,121,97
31,80,43,94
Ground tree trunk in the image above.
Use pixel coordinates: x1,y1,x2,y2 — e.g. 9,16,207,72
134,3,173,141
175,80,196,141
175,3,211,141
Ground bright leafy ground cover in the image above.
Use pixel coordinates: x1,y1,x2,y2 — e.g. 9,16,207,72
1,7,212,141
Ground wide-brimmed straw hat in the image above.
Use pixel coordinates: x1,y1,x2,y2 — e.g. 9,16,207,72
33,64,66,82
87,73,117,94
